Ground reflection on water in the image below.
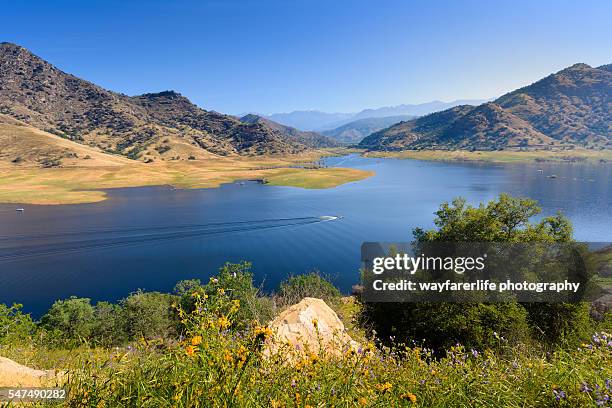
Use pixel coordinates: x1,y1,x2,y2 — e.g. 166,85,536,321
0,155,610,316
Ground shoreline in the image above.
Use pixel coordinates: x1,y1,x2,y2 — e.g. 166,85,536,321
0,150,374,205
362,148,612,164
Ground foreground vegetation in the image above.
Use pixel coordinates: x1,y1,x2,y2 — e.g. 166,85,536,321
0,195,610,407
363,148,612,164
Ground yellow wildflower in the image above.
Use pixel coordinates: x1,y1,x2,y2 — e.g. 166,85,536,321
359,397,368,406
185,345,196,356
217,316,231,330
401,392,417,403
217,288,225,295
254,325,273,340
376,382,392,393
191,336,202,346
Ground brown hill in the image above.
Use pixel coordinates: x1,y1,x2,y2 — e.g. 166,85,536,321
0,42,312,161
0,113,131,167
360,63,611,151
240,114,340,148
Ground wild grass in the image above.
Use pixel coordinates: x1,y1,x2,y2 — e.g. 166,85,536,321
7,296,608,407
364,149,612,164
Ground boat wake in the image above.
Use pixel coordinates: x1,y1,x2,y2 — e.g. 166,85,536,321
0,216,339,261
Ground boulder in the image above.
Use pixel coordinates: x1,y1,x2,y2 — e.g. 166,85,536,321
0,356,57,387
267,297,359,357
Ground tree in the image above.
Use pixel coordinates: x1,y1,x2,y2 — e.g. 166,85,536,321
40,297,95,341
361,194,590,351
120,291,177,340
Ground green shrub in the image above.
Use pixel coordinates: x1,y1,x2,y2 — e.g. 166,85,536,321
0,303,35,345
120,291,177,340
40,297,95,342
175,263,275,330
361,194,594,351
91,301,126,346
276,271,341,307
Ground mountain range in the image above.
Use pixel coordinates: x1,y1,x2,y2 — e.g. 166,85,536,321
0,42,338,166
360,63,611,151
321,115,416,144
264,99,489,132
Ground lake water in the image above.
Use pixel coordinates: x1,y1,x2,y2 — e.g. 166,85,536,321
1,155,610,316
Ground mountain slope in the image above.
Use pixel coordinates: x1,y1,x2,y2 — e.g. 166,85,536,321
322,115,416,144
0,42,311,161
360,64,611,151
240,114,340,148
0,113,131,167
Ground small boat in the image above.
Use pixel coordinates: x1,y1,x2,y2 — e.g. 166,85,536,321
16,208,24,212
547,174,557,179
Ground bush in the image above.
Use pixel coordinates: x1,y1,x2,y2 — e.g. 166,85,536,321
91,301,126,346
175,262,275,330
120,291,177,340
0,303,35,345
361,194,593,351
40,297,95,342
276,272,341,307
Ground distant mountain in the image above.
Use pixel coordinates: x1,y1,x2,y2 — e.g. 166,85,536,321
265,111,354,132
0,42,317,163
265,99,490,132
360,63,611,151
350,100,490,121
240,114,340,148
322,115,416,144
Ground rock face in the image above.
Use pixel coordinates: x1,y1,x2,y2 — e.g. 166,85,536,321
0,357,56,387
267,297,358,356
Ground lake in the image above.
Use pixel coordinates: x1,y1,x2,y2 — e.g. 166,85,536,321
1,155,610,316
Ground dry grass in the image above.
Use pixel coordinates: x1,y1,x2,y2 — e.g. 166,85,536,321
364,149,612,163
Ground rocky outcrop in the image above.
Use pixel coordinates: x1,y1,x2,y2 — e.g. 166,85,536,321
0,356,58,387
267,297,359,357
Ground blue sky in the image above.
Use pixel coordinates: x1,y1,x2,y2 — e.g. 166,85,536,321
2,0,611,114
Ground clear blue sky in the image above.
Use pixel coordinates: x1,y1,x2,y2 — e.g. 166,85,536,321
2,0,611,115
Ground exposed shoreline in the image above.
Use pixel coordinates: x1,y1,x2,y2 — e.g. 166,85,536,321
362,148,612,163
0,150,374,205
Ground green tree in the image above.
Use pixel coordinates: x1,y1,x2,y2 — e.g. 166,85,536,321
91,301,126,346
120,291,177,340
361,194,591,351
0,303,35,345
40,297,95,341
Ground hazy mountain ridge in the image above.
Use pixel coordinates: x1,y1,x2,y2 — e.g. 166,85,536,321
0,43,317,162
322,115,416,144
360,63,611,151
264,99,489,132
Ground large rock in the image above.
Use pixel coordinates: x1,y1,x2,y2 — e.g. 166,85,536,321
267,297,359,357
0,357,57,387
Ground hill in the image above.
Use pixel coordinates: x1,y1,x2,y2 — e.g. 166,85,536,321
360,63,611,151
240,114,340,148
322,115,415,144
0,42,316,161
0,113,131,167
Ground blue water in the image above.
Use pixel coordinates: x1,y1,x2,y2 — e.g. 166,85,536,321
0,155,610,316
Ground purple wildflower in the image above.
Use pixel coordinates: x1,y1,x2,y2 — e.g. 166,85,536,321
552,389,566,401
